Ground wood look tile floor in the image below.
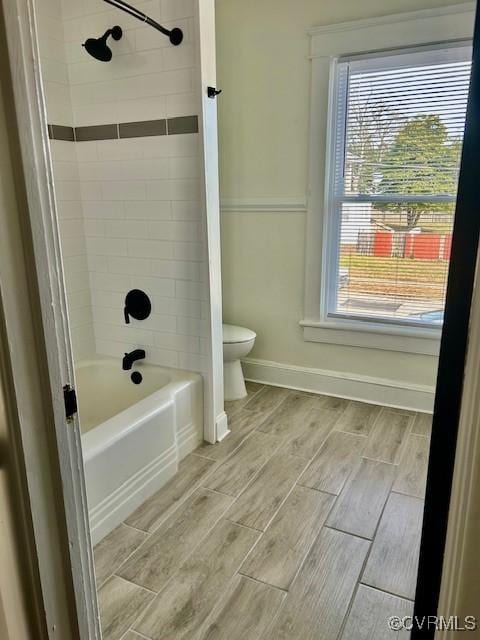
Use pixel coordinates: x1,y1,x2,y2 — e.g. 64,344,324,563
94,382,430,640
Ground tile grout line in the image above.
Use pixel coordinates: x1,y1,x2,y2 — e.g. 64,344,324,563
358,581,416,603
111,390,314,631
95,388,422,639
235,571,289,593
321,410,411,640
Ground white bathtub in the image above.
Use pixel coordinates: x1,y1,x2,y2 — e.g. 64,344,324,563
76,358,203,544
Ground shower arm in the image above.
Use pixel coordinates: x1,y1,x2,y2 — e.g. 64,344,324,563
102,0,180,40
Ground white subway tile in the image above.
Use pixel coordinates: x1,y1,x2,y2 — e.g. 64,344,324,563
82,200,124,219
64,254,89,275
101,180,147,201
176,316,209,338
95,322,153,345
162,44,195,71
168,156,200,179
57,200,83,220
178,352,208,373
55,180,82,201
154,332,200,354
69,305,94,329
86,236,128,256
171,221,201,242
97,139,145,161
167,133,199,157
130,313,177,334
152,296,202,318
51,140,78,162
61,234,87,257
122,159,169,181
91,289,124,309
175,279,207,301
75,141,98,162
108,256,152,276
67,289,91,310
96,339,137,360
131,275,175,297
71,324,96,360
84,219,106,237
87,255,109,272
80,181,103,201
160,0,195,21
123,200,172,220
150,259,201,281
171,201,202,220
65,269,90,293
115,96,167,123
137,136,170,159
146,347,179,369
127,238,174,259
90,271,130,292
53,161,79,182
74,101,121,126
165,92,198,118
174,241,205,262
39,0,209,374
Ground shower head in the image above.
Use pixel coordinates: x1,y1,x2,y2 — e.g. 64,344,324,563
82,26,122,62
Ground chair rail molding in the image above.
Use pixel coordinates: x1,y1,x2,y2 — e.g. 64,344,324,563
220,197,307,213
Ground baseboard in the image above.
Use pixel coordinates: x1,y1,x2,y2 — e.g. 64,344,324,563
177,422,202,460
89,445,178,544
242,357,435,413
215,411,230,442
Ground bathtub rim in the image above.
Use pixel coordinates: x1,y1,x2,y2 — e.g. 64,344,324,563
77,358,202,461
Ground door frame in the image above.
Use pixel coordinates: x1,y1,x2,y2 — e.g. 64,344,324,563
196,0,229,444
1,0,99,637
413,1,480,635
2,0,479,637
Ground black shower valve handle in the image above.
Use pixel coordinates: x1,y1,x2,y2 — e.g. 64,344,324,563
124,306,130,324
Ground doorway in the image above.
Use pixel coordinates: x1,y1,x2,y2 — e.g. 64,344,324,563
2,0,479,638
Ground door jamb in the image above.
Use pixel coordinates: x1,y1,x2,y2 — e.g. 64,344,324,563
435,251,480,637
413,1,480,634
1,0,100,637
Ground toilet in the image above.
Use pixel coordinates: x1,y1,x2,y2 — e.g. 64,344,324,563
222,323,256,401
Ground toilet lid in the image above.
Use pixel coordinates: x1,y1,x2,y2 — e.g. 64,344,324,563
223,324,256,344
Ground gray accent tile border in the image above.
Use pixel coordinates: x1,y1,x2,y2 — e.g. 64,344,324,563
48,116,198,142
167,115,199,135
75,123,118,142
119,119,167,139
48,124,75,142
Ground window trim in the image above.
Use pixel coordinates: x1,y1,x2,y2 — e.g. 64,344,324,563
302,3,475,354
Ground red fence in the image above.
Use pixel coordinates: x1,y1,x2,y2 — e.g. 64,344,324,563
357,231,452,261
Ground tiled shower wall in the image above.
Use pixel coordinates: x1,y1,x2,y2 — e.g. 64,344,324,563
37,0,209,373
37,0,95,360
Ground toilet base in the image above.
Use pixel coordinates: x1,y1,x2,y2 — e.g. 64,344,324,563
223,359,247,401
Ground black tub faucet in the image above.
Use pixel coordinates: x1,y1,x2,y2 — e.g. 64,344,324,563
122,349,146,370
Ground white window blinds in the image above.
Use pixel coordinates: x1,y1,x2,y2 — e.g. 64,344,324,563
327,45,471,328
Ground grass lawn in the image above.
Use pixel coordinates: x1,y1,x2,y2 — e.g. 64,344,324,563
340,253,448,298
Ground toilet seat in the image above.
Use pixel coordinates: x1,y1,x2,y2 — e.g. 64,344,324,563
223,324,256,344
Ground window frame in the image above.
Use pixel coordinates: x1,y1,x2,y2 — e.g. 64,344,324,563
302,4,475,355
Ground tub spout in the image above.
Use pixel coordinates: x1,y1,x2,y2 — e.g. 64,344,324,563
122,349,146,370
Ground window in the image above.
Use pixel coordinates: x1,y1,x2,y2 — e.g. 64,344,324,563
324,44,471,331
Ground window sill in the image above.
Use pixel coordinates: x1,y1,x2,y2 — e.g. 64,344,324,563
300,318,441,355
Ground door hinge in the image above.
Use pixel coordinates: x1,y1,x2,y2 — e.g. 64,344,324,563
63,384,78,422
